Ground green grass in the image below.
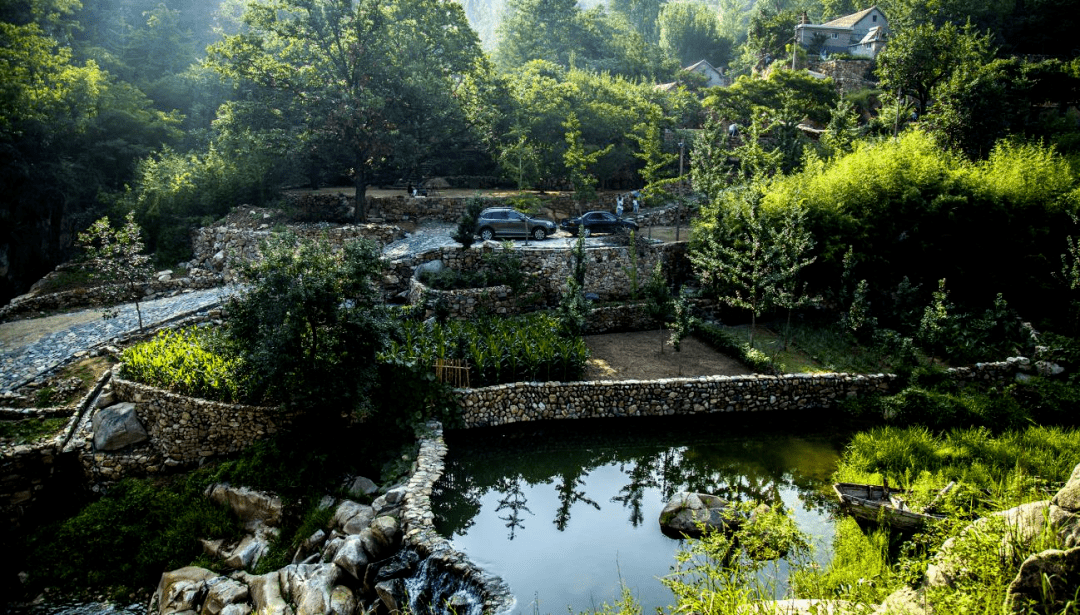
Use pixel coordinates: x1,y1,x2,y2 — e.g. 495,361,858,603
0,417,68,445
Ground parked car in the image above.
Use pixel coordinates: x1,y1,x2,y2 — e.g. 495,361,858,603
559,211,639,237
475,207,557,241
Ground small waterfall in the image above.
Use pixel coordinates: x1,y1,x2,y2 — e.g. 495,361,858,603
404,548,516,615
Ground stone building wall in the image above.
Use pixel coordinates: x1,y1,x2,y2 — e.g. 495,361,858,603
109,377,294,466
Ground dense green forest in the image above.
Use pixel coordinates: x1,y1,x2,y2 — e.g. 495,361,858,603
2,0,1080,329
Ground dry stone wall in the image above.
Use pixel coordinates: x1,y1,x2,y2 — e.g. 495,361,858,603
456,373,898,428
454,360,1026,429
395,241,688,313
400,421,515,614
109,376,294,466
190,223,404,283
807,59,876,95
0,272,223,321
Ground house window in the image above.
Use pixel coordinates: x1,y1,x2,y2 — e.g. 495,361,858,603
832,33,838,38
872,15,877,22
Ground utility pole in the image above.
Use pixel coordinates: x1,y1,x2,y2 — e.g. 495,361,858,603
676,141,684,242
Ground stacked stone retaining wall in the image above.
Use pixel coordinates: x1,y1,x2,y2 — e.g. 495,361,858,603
400,421,515,614
394,241,688,312
109,376,293,466
806,58,876,95
0,274,223,321
456,373,899,428
190,223,404,283
454,360,1026,429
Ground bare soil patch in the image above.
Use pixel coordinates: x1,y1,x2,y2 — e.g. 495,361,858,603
584,330,753,381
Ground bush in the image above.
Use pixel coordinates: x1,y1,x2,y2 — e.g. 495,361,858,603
875,384,1028,431
25,478,241,595
121,327,249,403
692,321,780,374
226,233,392,418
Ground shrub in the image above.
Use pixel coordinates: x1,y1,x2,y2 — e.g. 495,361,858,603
692,321,781,374
120,327,248,403
24,477,240,595
226,233,392,418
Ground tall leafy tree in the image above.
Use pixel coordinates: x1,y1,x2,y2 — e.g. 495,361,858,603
610,0,665,44
208,0,486,221
493,0,581,71
658,1,732,68
689,183,775,345
0,6,179,303
564,112,613,208
875,21,993,117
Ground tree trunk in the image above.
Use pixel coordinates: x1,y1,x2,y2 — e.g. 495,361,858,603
353,161,368,223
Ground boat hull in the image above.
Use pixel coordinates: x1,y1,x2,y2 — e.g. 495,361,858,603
833,482,945,531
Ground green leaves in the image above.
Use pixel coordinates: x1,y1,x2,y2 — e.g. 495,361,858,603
383,313,590,386
121,327,248,404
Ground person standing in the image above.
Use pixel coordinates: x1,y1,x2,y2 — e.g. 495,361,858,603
616,194,624,218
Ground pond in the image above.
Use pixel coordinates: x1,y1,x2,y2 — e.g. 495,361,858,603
432,412,851,614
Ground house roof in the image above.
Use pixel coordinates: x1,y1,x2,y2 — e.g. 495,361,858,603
822,6,879,28
684,59,720,75
856,25,887,44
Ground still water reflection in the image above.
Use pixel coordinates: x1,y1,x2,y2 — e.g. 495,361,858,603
433,413,848,614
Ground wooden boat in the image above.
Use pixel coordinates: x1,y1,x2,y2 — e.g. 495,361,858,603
833,482,947,531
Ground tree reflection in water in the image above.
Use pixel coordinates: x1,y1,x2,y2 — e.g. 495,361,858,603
553,471,600,531
434,414,848,539
493,477,533,539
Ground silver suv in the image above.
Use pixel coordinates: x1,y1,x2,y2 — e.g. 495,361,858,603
475,207,557,241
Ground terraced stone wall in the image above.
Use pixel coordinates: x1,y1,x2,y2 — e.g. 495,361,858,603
392,241,688,309
110,377,294,466
454,360,1026,429
190,223,405,282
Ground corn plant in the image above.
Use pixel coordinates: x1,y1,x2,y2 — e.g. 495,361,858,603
120,327,248,403
381,313,589,386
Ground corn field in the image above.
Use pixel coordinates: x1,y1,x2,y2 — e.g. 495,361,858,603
382,313,589,386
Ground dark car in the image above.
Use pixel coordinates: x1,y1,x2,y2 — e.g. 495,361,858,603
559,211,639,237
475,207,557,241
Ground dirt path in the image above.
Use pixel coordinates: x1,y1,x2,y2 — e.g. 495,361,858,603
0,310,104,348
585,331,752,380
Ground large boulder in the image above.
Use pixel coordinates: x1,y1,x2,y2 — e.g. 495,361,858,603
926,500,1079,588
92,402,149,451
1052,463,1080,513
203,577,251,615
332,534,370,580
659,492,743,538
150,566,219,615
1004,547,1080,614
281,563,340,615
332,500,375,535
206,484,283,529
235,571,292,615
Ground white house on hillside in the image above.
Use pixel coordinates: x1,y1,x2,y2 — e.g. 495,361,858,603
795,6,889,59
656,59,729,92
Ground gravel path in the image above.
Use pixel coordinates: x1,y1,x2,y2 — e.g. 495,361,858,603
0,286,235,392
